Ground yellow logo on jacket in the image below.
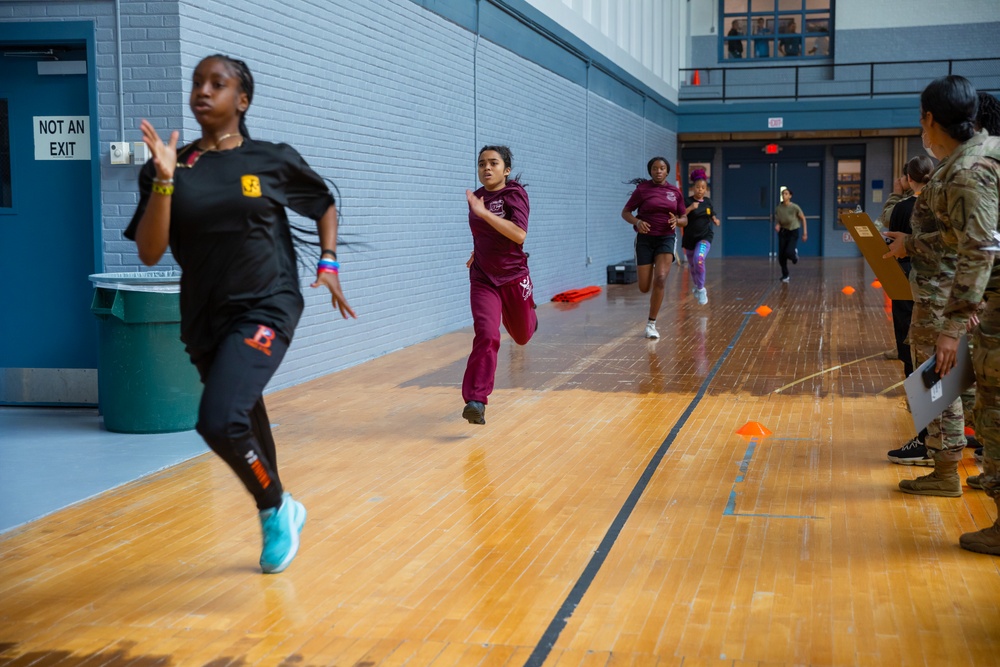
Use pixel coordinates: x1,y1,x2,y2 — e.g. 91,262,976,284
241,175,262,198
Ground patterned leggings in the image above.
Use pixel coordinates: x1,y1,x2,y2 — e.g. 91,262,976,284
684,240,711,290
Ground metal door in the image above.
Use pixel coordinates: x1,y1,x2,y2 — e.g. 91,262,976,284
721,156,823,257
0,42,98,404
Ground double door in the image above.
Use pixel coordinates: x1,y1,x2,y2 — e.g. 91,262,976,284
721,154,823,257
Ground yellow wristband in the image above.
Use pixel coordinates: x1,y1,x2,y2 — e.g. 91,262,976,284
151,182,174,196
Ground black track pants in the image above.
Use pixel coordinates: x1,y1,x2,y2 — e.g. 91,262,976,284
194,322,288,511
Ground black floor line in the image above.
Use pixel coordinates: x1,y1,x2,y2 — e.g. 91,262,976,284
522,284,775,666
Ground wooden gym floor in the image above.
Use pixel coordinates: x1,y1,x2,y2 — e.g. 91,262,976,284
1,257,998,667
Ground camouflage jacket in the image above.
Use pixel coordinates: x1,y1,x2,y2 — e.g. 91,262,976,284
904,131,1000,338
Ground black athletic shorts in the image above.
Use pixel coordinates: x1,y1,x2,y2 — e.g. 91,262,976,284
634,233,675,266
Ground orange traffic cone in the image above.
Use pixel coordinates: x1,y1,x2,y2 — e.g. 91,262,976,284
692,69,701,86
736,421,773,438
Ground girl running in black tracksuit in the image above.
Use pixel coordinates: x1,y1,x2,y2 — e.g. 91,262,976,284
126,54,355,574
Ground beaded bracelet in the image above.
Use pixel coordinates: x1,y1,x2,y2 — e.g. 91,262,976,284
317,259,340,275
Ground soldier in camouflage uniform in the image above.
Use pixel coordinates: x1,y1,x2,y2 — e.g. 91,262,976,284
892,189,966,495
887,76,1000,554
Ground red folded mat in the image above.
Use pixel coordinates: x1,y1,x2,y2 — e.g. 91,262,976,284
551,286,602,302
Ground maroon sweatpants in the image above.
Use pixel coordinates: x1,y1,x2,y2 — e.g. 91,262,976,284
462,264,537,404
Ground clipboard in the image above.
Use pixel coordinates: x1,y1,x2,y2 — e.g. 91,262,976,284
903,335,975,433
840,212,913,300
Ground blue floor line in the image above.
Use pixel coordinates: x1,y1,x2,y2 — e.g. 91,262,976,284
723,435,823,520
523,284,777,667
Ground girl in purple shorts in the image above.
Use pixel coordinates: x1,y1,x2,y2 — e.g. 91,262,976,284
461,145,537,425
621,157,688,338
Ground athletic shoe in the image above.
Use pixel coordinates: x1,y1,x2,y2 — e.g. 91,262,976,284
887,436,932,466
463,400,486,425
975,446,984,463
696,288,708,305
967,474,986,490
966,435,980,449
780,276,790,283
645,321,659,339
259,492,307,574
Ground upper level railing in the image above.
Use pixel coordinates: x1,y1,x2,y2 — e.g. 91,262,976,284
678,57,1000,103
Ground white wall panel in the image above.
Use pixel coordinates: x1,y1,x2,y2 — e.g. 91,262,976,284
837,0,998,30
524,0,684,99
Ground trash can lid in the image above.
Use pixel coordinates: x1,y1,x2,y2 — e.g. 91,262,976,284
89,270,182,293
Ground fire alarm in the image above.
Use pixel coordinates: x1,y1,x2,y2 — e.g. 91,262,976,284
110,141,131,165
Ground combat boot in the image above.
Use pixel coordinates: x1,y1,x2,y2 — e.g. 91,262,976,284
959,497,1000,555
898,456,962,497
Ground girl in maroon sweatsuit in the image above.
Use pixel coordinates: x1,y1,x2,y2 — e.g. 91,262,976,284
461,145,537,425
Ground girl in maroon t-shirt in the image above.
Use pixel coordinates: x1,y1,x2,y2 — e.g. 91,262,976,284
461,145,537,425
621,157,688,338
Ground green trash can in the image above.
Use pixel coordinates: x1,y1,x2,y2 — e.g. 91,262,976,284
89,271,202,433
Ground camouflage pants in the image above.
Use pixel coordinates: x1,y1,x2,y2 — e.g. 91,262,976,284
972,305,1000,498
910,298,966,459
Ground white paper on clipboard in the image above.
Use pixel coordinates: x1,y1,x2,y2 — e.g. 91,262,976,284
903,336,975,433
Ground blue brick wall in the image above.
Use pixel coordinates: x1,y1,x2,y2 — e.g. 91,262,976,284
2,0,675,392
836,23,1000,64
476,38,591,297
587,95,646,270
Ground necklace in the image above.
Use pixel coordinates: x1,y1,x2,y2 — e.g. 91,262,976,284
199,132,243,153
179,132,244,168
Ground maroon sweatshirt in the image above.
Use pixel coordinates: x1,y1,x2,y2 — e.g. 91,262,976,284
469,180,530,286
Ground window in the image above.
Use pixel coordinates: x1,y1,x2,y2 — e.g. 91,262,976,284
0,99,10,208
722,0,831,61
835,158,862,228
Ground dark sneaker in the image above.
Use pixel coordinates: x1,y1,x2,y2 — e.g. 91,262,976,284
463,401,486,425
966,435,980,448
887,437,932,466
975,447,984,463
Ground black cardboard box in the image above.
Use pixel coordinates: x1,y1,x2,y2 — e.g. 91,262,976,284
607,260,637,284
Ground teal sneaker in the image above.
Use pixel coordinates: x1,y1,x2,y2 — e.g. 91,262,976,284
259,492,307,574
